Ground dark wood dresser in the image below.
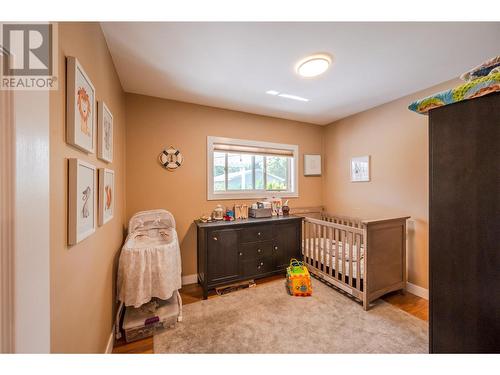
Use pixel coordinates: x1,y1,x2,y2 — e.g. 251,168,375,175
429,92,500,353
195,216,303,299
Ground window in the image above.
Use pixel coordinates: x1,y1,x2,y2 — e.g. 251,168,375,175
207,136,299,200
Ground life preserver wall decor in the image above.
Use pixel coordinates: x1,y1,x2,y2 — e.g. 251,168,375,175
159,146,184,171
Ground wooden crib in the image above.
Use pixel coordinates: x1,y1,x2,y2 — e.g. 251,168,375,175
302,213,409,310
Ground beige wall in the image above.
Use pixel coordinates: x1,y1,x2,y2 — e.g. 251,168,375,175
49,23,126,353
125,94,324,276
47,22,460,353
322,79,461,289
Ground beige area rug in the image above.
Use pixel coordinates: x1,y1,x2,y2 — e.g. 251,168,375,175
154,278,428,353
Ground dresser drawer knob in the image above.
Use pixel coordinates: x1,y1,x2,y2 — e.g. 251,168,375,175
274,246,278,250
257,232,261,236
239,252,243,256
257,248,262,253
260,262,264,266
213,236,218,241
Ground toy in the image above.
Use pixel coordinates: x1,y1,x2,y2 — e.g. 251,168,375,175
212,205,224,220
286,258,312,297
282,200,290,216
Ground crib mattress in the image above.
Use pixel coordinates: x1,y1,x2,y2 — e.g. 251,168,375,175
302,237,364,279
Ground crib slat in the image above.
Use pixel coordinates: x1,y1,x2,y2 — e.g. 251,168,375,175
306,221,310,265
308,221,313,267
332,227,336,278
356,233,361,291
348,231,353,287
304,221,308,265
325,227,332,274
312,223,316,268
301,220,305,262
320,224,324,272
337,229,342,281
328,226,333,277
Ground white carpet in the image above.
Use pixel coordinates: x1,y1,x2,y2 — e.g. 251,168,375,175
154,278,428,353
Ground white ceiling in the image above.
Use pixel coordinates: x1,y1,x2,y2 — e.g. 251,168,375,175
101,22,500,125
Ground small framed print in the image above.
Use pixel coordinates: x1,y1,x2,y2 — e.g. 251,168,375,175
68,159,97,245
66,56,96,153
98,101,113,163
304,154,322,176
351,156,370,182
98,168,115,225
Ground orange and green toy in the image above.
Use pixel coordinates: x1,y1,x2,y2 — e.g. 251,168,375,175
286,258,312,297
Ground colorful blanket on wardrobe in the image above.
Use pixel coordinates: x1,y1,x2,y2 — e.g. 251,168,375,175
408,72,500,114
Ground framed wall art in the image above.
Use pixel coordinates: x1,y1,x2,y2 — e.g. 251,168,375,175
66,56,96,153
68,158,97,245
304,154,322,176
98,101,113,163
98,168,115,226
350,155,370,182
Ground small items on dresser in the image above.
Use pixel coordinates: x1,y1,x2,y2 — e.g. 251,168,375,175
234,204,249,219
282,200,290,216
208,199,288,222
212,204,225,220
198,214,212,223
248,207,272,218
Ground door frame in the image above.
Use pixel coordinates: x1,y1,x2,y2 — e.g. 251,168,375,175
0,83,15,353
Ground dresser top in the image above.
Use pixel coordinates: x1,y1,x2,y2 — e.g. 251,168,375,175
195,215,303,228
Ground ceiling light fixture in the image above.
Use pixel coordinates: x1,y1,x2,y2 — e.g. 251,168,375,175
266,90,309,102
296,53,332,78
265,90,279,95
277,93,309,102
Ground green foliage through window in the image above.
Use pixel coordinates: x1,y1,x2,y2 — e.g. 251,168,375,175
213,152,291,192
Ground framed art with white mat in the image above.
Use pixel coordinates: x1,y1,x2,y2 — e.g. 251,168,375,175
98,168,115,225
350,156,370,182
66,56,96,153
304,154,321,176
98,101,113,163
68,159,96,245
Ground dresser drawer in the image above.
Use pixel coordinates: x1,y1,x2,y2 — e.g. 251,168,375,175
239,241,273,260
239,225,273,243
241,258,273,277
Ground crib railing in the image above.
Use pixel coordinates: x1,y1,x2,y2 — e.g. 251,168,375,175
302,216,367,300
321,213,363,228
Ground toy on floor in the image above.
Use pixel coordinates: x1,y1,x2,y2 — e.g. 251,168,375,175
286,258,312,297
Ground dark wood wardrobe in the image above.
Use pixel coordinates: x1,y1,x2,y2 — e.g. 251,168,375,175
429,92,500,353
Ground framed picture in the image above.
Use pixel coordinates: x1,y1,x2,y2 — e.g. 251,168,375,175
98,101,113,163
350,156,370,182
66,56,96,153
304,154,322,176
68,159,96,245
98,168,115,226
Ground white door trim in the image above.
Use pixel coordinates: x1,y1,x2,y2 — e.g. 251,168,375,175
13,89,51,353
0,84,15,353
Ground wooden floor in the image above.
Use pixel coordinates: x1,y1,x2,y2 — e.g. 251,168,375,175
112,275,428,354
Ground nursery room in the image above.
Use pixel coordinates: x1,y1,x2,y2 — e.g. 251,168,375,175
1,1,500,369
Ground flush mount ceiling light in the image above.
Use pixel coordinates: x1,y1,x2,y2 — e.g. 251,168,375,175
296,54,332,78
265,90,309,102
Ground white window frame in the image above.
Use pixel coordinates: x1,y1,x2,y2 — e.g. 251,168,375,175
207,136,299,200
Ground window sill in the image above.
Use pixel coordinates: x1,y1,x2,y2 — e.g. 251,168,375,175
207,191,299,201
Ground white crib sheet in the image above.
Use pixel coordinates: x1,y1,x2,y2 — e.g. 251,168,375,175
302,237,365,279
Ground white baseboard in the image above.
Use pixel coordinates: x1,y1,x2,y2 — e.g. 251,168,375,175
105,327,114,354
182,274,198,285
406,282,429,300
